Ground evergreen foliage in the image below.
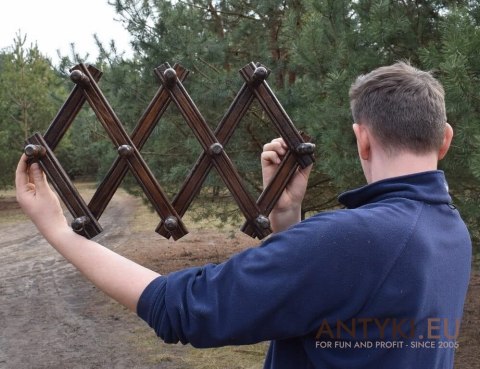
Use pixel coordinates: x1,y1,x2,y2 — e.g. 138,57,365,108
0,34,67,187
0,1,478,257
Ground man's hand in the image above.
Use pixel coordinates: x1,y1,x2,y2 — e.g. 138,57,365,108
15,154,69,238
261,138,313,232
15,154,160,312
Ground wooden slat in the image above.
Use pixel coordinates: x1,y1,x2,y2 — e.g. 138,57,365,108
155,63,271,239
73,64,188,240
25,133,102,239
88,64,189,220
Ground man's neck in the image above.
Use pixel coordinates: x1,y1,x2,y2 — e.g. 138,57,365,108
366,151,439,184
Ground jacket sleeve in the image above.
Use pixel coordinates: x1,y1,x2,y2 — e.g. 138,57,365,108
136,210,388,348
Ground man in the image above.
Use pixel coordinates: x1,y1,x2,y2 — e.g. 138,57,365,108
16,62,471,368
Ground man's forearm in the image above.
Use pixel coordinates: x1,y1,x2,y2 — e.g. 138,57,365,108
269,207,301,233
15,158,160,313
45,227,160,312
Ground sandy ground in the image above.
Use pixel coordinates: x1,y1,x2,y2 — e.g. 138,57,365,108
0,187,478,368
0,188,266,369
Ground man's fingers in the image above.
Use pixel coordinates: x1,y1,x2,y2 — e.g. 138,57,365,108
261,151,281,165
263,141,287,156
270,137,287,148
298,163,314,180
262,138,292,165
15,154,30,191
29,163,48,191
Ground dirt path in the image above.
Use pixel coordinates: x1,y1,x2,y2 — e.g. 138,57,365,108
0,191,161,369
0,188,478,369
0,188,264,369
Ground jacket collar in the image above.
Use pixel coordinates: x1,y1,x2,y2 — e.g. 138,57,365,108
338,171,452,209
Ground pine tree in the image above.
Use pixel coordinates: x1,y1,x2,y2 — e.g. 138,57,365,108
0,33,67,187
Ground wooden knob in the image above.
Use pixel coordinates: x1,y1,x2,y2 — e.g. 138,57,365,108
253,67,268,82
296,143,315,155
72,216,90,232
164,216,178,231
208,143,223,155
255,215,270,230
118,145,134,157
70,70,90,86
24,144,46,159
163,68,177,88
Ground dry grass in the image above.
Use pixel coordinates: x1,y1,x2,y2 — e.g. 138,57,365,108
0,187,27,224
128,326,267,369
130,193,243,234
184,344,268,369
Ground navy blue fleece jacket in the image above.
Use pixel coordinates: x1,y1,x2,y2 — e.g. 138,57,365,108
137,171,471,368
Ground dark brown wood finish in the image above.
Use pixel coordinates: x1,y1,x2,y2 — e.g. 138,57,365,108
155,63,272,239
44,65,103,149
239,62,315,168
25,133,102,239
71,63,188,240
156,69,263,238
241,132,313,235
240,150,298,235
88,64,189,221
23,61,315,241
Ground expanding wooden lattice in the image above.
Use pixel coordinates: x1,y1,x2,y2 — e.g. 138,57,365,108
24,62,315,241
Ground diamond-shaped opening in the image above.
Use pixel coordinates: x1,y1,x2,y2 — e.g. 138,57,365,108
55,108,115,185
221,96,300,236
183,170,238,230
46,63,306,241
152,69,306,240
138,70,251,235
223,98,276,196
43,65,195,238
53,97,117,229
132,102,203,204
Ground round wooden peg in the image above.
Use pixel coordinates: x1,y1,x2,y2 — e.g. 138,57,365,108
118,145,134,157
24,144,46,159
208,143,223,156
163,68,177,88
70,70,90,86
295,143,315,155
255,215,271,230
253,67,268,82
164,216,179,231
72,216,90,233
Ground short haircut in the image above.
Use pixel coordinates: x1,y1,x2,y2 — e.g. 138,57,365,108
349,62,447,154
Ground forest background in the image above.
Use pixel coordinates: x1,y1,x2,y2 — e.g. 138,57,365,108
0,0,479,262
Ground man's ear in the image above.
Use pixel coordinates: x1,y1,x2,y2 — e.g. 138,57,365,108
352,123,371,160
438,123,453,160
